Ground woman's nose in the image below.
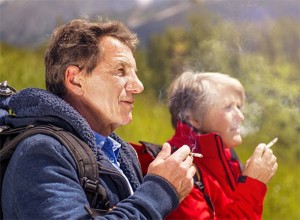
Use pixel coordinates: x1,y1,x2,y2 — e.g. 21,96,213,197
236,108,244,121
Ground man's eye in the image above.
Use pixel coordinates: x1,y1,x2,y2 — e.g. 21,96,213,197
116,68,125,76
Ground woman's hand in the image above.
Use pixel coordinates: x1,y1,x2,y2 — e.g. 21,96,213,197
242,144,278,184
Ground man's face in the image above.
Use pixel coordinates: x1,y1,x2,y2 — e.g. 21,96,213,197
79,36,144,135
202,88,244,148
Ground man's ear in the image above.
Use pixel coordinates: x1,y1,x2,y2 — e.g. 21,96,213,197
64,65,84,96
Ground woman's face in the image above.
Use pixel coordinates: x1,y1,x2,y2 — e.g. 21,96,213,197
201,87,244,148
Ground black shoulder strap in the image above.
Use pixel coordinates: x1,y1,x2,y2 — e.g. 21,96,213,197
0,124,109,210
139,140,162,158
230,148,243,170
193,163,215,214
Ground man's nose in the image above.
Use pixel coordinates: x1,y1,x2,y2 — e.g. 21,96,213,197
126,74,144,94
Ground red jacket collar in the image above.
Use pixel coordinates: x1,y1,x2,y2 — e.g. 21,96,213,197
167,121,239,189
167,121,231,160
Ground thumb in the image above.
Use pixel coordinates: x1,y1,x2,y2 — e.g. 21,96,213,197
156,142,171,160
245,158,251,167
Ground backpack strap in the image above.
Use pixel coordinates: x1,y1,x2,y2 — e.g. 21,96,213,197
193,163,215,214
0,124,109,210
139,140,162,158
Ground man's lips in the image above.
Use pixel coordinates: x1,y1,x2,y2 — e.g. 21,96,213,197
121,100,134,107
122,99,134,104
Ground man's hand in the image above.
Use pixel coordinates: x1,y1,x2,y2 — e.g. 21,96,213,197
147,143,196,202
243,143,278,184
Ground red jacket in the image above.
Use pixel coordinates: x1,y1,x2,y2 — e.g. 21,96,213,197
165,122,267,220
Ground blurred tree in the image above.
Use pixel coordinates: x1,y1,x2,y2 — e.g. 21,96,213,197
258,18,300,67
147,27,188,98
147,7,218,99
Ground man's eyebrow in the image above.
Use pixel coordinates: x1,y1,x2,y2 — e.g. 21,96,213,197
116,60,138,72
115,60,127,67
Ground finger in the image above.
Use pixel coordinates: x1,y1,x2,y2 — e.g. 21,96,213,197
245,158,251,167
252,143,266,158
155,142,171,160
272,162,278,173
181,153,194,168
268,154,277,166
171,145,191,161
187,164,197,178
262,148,273,161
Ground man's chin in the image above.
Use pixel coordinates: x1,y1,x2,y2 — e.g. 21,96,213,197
121,115,133,125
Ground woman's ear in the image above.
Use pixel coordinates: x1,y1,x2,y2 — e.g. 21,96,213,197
64,65,84,96
188,116,201,131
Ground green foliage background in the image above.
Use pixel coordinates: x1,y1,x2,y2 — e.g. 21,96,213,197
0,7,299,219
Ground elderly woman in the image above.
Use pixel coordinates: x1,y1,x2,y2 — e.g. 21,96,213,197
164,71,278,219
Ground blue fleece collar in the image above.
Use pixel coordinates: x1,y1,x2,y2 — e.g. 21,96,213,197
9,88,97,152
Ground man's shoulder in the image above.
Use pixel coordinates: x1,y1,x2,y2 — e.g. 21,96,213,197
12,132,76,166
18,132,68,149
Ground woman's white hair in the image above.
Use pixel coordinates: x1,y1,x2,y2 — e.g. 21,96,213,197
168,71,245,129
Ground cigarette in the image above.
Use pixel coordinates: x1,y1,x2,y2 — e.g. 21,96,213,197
265,137,278,149
189,152,203,158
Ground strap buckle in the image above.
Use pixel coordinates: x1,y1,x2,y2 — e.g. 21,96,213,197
82,177,99,193
0,81,17,96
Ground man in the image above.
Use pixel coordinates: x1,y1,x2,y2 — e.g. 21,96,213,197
1,19,196,219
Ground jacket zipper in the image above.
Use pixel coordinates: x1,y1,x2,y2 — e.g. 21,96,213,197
214,135,236,191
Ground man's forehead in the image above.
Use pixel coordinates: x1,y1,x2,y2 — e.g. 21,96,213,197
98,36,136,69
100,36,128,51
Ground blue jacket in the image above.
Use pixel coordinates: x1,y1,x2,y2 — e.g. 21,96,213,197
1,88,179,220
